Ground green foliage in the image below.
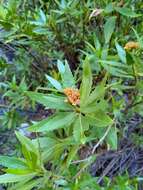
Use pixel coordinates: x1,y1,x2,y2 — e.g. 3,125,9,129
0,0,142,189
28,60,114,147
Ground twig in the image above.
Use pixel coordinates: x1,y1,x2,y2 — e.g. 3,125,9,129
91,123,113,154
72,157,90,164
20,45,43,72
72,121,115,181
0,104,9,108
71,121,115,165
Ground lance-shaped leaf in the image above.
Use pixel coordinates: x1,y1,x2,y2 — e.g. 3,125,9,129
15,132,38,155
115,7,141,17
81,100,108,114
57,60,76,88
0,173,36,184
106,125,118,149
29,112,76,132
86,111,113,127
80,58,92,106
10,178,43,190
115,42,126,64
104,16,116,44
85,79,106,106
46,75,62,90
0,156,28,169
73,114,88,143
66,145,79,167
5,168,34,175
27,91,72,110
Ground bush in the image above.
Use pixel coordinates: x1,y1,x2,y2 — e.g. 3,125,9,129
0,0,143,189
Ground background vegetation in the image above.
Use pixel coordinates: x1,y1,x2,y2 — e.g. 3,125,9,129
0,0,143,189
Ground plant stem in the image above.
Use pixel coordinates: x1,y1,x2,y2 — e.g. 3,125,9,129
92,124,112,154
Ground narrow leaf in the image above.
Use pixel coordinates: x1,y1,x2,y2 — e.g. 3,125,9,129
27,91,72,110
10,178,43,190
80,58,92,106
57,60,75,88
29,112,76,132
57,60,65,73
0,156,27,169
39,9,46,23
46,75,62,90
115,42,126,63
15,132,38,155
86,111,113,127
86,83,106,106
5,168,33,175
0,173,36,184
104,16,116,43
115,7,141,17
66,145,79,167
106,126,118,149
73,115,87,143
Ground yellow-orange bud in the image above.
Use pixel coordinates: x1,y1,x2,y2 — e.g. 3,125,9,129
124,41,139,50
63,88,80,106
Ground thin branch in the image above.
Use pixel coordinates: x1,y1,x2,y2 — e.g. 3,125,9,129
72,156,93,164
91,123,113,154
0,104,9,108
20,45,43,72
71,121,115,165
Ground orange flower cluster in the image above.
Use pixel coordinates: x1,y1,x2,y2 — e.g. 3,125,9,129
124,41,139,50
63,88,80,106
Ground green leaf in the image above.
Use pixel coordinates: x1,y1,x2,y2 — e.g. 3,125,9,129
104,3,114,13
33,137,58,149
57,60,65,73
46,75,62,90
27,91,72,110
10,177,43,190
33,27,49,34
42,142,69,162
101,44,109,60
0,156,27,169
81,100,108,114
100,60,133,78
106,126,118,149
73,115,86,143
66,145,79,167
0,5,7,19
39,9,46,24
5,168,33,175
85,82,106,106
115,42,126,63
0,173,36,184
132,28,143,48
15,132,38,156
99,60,128,68
86,111,113,127
115,7,141,17
57,60,75,88
104,16,116,43
29,112,76,132
55,179,68,187
80,57,92,106
23,150,38,170
10,178,43,190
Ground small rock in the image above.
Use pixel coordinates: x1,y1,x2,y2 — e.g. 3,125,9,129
0,185,4,190
18,123,31,137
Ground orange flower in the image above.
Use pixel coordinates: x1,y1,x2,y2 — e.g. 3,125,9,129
64,88,80,106
124,41,140,50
